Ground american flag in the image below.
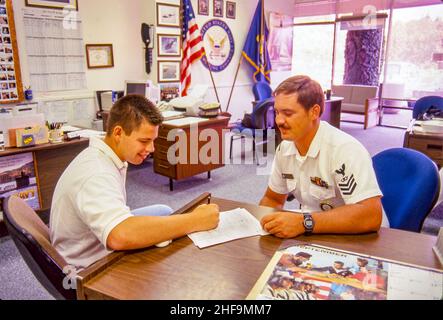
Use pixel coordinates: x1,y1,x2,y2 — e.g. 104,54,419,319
180,0,205,96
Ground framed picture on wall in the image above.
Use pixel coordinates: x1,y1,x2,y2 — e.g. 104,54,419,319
226,1,236,19
157,34,181,57
1,0,24,104
213,0,223,17
85,44,114,69
156,3,180,28
198,0,209,16
25,0,78,10
158,61,180,83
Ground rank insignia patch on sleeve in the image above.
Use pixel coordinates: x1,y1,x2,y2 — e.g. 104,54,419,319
336,163,357,195
338,174,357,195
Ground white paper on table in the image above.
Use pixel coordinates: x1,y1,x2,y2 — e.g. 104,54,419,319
387,264,443,300
76,129,106,138
163,117,207,126
187,208,269,248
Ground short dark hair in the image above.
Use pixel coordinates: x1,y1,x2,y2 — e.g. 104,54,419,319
273,75,325,116
106,94,163,136
295,252,312,259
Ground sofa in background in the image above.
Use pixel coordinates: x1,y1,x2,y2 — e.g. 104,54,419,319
332,84,379,129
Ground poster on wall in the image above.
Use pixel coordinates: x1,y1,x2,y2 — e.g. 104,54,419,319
201,19,234,72
0,0,24,103
0,152,41,210
268,12,293,71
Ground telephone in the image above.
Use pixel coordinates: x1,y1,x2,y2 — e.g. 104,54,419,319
157,101,172,111
141,23,154,74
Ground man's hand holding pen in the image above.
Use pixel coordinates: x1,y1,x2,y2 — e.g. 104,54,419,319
190,203,220,232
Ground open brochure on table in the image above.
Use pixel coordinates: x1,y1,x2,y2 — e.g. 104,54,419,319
187,208,269,248
247,243,443,300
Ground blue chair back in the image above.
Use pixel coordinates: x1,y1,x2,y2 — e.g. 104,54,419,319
372,148,440,232
253,81,273,102
412,95,443,119
251,98,275,129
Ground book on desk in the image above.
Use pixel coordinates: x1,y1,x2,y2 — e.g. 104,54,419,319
247,242,443,300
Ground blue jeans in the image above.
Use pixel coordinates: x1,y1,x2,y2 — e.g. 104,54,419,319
131,204,174,217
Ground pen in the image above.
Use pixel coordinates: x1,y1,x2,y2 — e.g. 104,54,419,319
172,192,212,215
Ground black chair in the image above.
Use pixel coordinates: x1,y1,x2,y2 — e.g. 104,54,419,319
229,98,275,165
2,196,76,299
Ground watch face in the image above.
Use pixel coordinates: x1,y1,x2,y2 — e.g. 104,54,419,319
303,214,314,232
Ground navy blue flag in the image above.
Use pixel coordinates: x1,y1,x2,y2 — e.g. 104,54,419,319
242,0,272,83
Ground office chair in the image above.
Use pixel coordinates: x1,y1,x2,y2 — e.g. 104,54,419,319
2,196,77,300
253,81,273,102
412,95,443,119
229,98,275,165
372,148,440,232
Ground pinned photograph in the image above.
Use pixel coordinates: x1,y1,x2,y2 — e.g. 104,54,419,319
158,61,180,82
2,26,8,34
156,3,180,27
0,7,6,15
160,83,181,102
157,34,181,57
0,16,7,24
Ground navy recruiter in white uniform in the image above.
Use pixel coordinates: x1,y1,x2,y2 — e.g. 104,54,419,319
50,94,219,269
260,75,388,239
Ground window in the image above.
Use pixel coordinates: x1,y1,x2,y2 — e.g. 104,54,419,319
385,4,443,98
292,15,335,91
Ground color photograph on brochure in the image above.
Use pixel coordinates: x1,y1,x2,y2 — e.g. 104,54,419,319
247,244,443,300
0,152,40,210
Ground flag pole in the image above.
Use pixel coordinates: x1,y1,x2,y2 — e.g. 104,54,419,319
225,55,243,113
226,0,265,113
204,52,221,105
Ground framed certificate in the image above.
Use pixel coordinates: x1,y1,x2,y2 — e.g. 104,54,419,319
85,44,114,69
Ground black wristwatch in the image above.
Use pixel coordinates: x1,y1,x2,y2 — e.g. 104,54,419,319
303,212,315,235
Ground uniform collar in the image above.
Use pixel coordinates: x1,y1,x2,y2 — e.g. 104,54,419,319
283,121,325,159
89,136,128,170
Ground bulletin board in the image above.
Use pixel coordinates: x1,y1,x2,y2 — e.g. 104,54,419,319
0,0,24,104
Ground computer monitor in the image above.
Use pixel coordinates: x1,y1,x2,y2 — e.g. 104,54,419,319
124,80,160,104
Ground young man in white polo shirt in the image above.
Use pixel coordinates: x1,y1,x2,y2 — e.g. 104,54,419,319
50,95,219,269
260,75,388,238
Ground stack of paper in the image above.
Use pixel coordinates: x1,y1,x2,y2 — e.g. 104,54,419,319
188,208,269,248
161,110,185,121
75,129,106,138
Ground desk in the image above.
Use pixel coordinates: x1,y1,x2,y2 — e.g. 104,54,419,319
252,97,342,129
378,97,416,129
77,197,441,300
0,138,89,211
154,116,229,191
322,97,343,129
404,120,443,168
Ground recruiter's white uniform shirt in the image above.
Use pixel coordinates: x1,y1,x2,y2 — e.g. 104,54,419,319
50,136,133,270
268,121,389,227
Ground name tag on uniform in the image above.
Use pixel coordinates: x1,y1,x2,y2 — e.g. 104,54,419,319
282,173,294,179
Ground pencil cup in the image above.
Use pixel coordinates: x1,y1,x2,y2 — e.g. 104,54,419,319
49,129,63,144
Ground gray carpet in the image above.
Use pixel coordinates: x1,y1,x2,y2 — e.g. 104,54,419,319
1,120,442,300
